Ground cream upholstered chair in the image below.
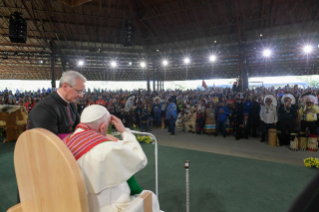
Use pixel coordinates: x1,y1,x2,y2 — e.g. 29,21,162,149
7,128,153,212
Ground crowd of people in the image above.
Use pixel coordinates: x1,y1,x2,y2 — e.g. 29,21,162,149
1,83,319,145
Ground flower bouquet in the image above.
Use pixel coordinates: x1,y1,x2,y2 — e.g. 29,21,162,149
304,157,319,168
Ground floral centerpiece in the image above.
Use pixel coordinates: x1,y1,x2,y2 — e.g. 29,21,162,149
304,157,319,168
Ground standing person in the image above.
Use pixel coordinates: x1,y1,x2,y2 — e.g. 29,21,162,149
195,99,206,134
244,96,252,114
215,101,229,137
25,96,36,113
260,96,278,142
26,70,86,135
298,94,319,134
152,97,162,128
166,98,177,135
235,98,244,129
250,96,261,137
95,95,106,106
278,94,297,145
18,71,87,203
204,102,216,135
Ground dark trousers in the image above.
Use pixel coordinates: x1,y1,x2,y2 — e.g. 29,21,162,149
235,127,250,140
169,117,176,135
301,121,317,134
154,113,161,127
280,119,294,145
216,120,226,136
251,118,260,136
262,123,275,140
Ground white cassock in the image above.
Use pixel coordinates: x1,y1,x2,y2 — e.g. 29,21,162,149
75,127,160,212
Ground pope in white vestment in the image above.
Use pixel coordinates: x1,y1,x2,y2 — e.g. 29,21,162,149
64,105,160,212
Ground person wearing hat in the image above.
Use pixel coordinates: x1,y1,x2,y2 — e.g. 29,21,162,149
298,96,319,134
278,94,297,145
260,97,278,142
63,105,160,212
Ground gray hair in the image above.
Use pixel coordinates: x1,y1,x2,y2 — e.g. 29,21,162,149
59,71,87,88
85,113,111,131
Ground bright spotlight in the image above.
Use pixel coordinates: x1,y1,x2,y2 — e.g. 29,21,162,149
263,49,271,57
40,60,43,64
110,61,117,68
184,58,190,64
78,60,84,66
303,45,312,54
140,61,146,68
162,60,168,66
209,55,216,62
128,62,132,66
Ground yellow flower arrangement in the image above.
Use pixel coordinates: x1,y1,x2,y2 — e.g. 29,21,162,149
304,157,319,168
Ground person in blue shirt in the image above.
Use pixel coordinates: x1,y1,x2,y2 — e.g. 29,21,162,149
244,97,252,114
215,101,230,137
152,97,162,128
166,98,177,135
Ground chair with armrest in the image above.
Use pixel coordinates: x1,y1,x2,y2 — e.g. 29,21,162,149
7,128,153,212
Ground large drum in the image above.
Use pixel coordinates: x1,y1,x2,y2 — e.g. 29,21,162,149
268,129,277,146
298,132,308,151
0,105,28,143
307,134,318,152
290,133,299,151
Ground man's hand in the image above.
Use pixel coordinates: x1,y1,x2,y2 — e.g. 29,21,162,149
274,122,276,126
111,115,126,134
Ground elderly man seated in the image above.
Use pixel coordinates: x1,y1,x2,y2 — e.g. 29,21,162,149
63,105,160,212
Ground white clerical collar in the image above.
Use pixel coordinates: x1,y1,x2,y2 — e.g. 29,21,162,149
57,90,70,104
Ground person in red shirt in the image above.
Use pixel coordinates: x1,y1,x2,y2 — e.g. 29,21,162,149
87,98,95,106
25,97,36,113
95,95,106,106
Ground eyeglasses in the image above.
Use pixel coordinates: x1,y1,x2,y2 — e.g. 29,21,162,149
68,84,84,95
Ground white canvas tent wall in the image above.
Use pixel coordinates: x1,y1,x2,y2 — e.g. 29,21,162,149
249,77,308,89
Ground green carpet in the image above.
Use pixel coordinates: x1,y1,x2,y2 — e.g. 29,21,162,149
0,141,317,212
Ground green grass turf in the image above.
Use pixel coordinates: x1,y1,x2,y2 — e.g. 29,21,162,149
0,140,317,212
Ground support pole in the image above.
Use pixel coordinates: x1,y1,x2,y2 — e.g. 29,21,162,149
50,42,56,88
61,58,67,73
185,160,190,212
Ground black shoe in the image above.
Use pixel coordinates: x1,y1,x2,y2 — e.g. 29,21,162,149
260,139,265,142
214,134,218,137
170,133,175,136
223,135,226,138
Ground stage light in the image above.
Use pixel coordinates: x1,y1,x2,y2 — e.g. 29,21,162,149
140,61,146,68
260,34,263,37
110,61,117,68
162,60,168,66
209,55,216,62
263,49,271,57
303,45,312,54
128,62,132,66
184,58,190,64
40,60,43,64
78,60,84,66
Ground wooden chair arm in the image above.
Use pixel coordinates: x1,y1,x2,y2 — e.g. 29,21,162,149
7,204,22,212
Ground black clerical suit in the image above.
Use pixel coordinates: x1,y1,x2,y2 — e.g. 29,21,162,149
17,91,80,203
278,104,297,145
250,101,261,137
26,91,80,134
235,102,244,126
235,118,251,140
